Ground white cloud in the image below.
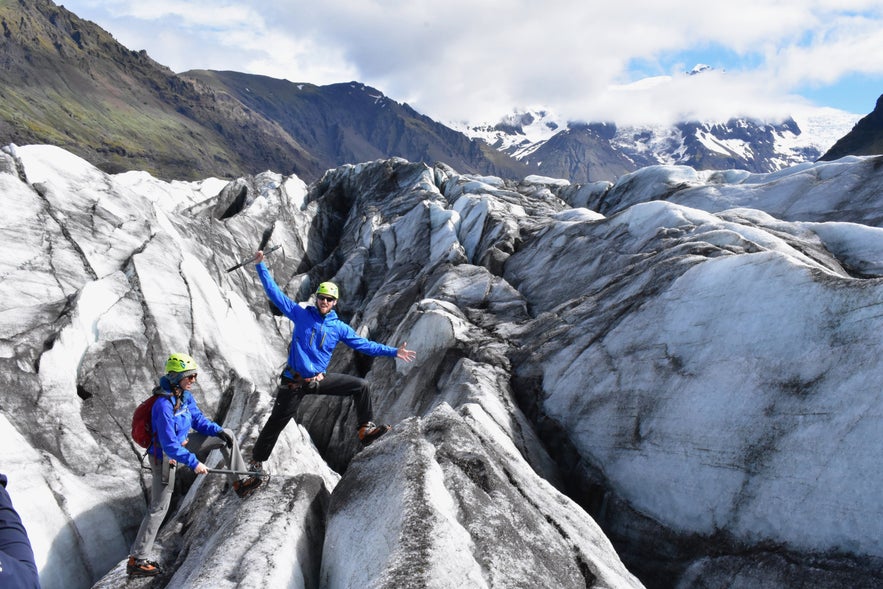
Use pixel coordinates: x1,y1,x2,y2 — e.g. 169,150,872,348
62,0,883,125
116,0,259,28
771,13,883,85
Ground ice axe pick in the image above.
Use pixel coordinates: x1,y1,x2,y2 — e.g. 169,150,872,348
226,244,281,273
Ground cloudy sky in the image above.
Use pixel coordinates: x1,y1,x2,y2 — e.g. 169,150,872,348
60,0,883,126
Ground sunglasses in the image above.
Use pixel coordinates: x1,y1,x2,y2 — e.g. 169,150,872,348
316,295,336,303
182,373,198,381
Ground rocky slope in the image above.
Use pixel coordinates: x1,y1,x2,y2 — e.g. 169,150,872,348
822,94,883,160
0,0,321,180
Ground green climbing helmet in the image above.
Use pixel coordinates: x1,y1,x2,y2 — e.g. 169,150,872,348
165,352,198,374
316,282,339,300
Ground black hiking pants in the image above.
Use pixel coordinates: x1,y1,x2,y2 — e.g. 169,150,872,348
251,372,373,462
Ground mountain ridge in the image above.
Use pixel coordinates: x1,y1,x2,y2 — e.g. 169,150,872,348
454,105,864,182
0,0,528,181
180,70,531,181
0,0,878,185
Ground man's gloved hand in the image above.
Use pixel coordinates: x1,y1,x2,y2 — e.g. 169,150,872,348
218,431,233,449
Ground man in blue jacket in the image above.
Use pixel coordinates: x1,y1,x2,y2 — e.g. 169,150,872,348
0,474,40,589
248,249,416,473
127,353,262,577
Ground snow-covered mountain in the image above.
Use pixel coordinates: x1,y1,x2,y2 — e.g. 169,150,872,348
453,77,861,183
3,143,883,589
612,108,861,170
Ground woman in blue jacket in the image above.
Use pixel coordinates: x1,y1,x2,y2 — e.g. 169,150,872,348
127,353,262,577
248,249,416,472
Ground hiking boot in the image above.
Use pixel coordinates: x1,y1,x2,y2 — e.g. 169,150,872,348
358,422,391,447
233,476,263,498
127,556,162,577
233,460,264,499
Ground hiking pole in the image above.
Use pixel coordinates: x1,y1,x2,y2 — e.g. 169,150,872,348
226,244,281,273
203,468,267,477
203,467,277,488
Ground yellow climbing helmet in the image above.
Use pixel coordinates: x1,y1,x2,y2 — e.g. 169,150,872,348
165,352,198,374
316,282,339,300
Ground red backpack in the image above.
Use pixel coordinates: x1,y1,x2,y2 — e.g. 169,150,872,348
131,394,160,448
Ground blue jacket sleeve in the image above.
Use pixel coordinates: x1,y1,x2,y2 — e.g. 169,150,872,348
152,397,199,470
337,322,399,357
0,475,40,589
256,262,302,322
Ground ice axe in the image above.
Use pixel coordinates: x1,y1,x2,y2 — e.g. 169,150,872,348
225,244,281,273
